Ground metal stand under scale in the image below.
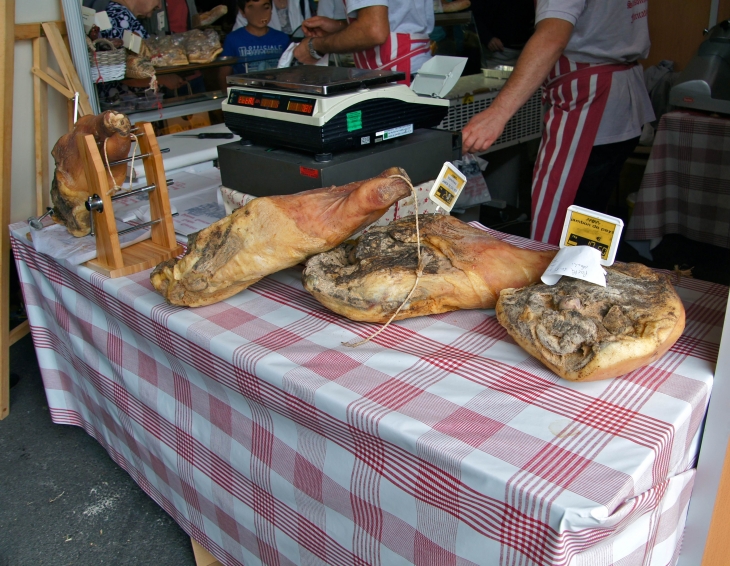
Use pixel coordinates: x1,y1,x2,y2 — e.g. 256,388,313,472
78,121,182,278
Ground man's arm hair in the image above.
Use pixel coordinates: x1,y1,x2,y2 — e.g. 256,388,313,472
487,18,574,123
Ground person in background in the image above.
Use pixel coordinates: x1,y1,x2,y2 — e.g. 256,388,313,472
461,0,654,245
471,0,534,68
98,0,186,94
218,0,291,86
159,0,199,33
232,0,312,35
292,0,433,85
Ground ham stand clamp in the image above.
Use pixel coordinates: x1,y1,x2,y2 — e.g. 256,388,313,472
77,121,183,278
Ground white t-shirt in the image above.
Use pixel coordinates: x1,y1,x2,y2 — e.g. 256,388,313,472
317,0,347,19
536,0,654,144
345,0,435,73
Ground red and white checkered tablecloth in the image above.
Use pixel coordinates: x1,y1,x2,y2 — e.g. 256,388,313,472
626,110,730,248
10,220,727,566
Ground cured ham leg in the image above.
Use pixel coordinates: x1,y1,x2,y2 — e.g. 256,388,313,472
51,111,132,237
151,167,413,307
302,214,557,322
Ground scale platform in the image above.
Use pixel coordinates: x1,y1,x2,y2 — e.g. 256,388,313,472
218,128,458,196
221,66,453,158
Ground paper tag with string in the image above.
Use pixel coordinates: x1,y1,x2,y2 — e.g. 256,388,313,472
428,162,467,213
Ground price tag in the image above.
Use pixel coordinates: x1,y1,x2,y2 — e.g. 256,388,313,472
95,11,112,31
81,7,96,33
123,30,143,53
428,162,467,212
559,205,623,266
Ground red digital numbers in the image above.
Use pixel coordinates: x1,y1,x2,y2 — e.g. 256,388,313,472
261,98,280,109
287,101,313,114
237,95,255,106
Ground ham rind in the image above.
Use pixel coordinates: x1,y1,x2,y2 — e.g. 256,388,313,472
51,111,132,237
302,214,557,322
151,167,413,307
496,263,686,382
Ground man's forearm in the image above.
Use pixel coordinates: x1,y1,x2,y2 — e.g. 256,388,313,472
488,18,574,121
312,6,389,54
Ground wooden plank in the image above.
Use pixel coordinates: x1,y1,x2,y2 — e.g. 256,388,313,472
0,0,16,420
701,438,730,565
33,37,49,215
31,66,74,99
14,21,67,41
41,22,92,117
78,134,125,270
85,240,182,278
136,122,178,250
8,320,30,346
645,0,712,71
191,538,223,566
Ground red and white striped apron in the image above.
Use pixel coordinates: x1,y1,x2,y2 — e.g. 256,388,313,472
530,56,636,244
344,4,430,86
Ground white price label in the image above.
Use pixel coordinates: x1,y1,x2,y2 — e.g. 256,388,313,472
427,162,467,212
81,6,96,33
558,205,624,266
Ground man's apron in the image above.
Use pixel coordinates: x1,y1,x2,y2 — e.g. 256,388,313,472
344,5,430,86
531,56,635,244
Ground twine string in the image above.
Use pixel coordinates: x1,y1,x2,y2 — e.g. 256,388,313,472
104,133,139,196
344,174,431,348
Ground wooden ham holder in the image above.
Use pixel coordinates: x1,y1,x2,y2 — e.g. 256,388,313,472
77,121,182,278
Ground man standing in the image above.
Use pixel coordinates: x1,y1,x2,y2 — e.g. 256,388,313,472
462,0,654,244
292,0,433,85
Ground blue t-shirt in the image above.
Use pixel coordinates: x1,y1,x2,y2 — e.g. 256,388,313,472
222,27,290,74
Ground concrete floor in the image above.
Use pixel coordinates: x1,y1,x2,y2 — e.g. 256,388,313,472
0,335,196,566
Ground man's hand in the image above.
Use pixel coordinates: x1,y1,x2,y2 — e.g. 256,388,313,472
461,106,511,154
302,16,345,37
487,37,504,52
294,39,321,64
461,18,574,154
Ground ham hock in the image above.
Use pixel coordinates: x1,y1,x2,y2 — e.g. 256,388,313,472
151,168,413,307
302,214,557,322
51,111,132,237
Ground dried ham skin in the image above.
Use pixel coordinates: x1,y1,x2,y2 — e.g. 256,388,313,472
50,111,132,237
495,263,686,381
302,214,557,322
150,168,413,307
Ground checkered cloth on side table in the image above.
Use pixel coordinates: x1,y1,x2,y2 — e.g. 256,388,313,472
10,220,728,566
626,110,730,248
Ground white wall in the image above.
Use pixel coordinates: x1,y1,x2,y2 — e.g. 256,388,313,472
12,1,70,223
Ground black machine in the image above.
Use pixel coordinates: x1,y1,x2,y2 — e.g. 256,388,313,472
221,66,452,159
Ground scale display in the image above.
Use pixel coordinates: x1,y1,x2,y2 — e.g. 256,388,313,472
228,89,316,116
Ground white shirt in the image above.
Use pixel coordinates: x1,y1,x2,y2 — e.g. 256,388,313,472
536,0,654,144
344,0,434,73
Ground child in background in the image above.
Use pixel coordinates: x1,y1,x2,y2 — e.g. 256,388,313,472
218,0,290,85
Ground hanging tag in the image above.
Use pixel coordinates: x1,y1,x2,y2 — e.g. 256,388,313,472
95,11,113,31
427,162,467,212
559,205,623,266
123,30,143,54
542,246,607,287
81,7,96,33
542,205,623,286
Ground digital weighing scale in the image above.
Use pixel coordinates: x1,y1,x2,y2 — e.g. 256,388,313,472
221,61,465,159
